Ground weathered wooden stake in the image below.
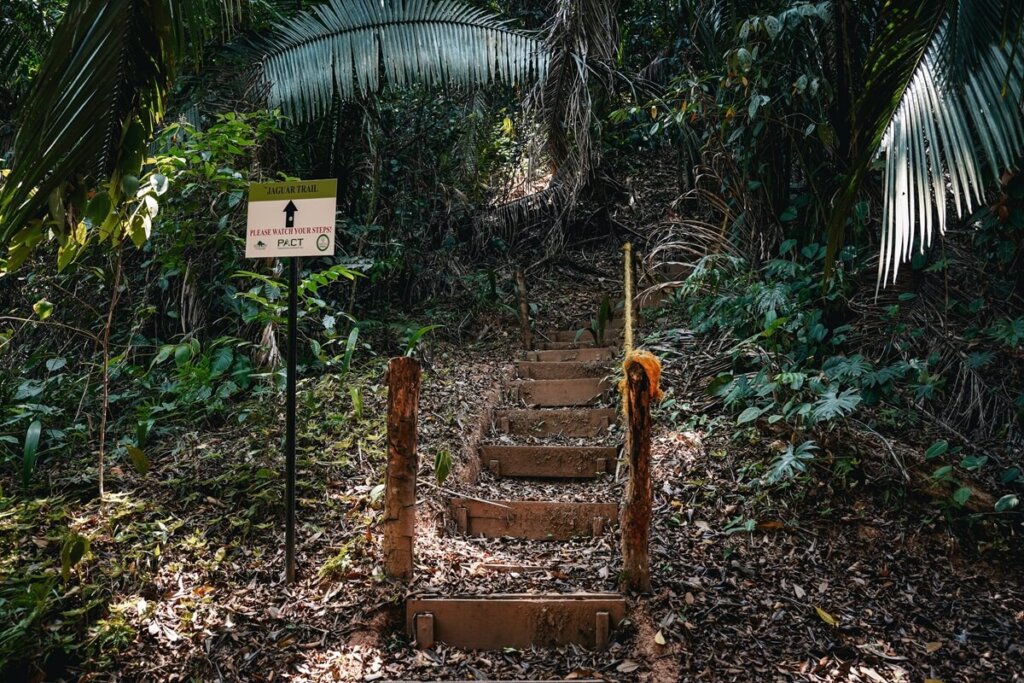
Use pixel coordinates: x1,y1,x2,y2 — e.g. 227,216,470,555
620,359,652,593
515,268,532,350
383,356,421,581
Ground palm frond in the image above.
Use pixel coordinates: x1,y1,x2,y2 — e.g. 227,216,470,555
258,0,547,123
877,38,1024,285
0,0,240,249
826,0,1024,286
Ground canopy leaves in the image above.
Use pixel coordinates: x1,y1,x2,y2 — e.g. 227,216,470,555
0,0,239,248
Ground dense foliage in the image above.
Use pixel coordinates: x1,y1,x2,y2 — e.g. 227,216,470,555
1,0,1023,676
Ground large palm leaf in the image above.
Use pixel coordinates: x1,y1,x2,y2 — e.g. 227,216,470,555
0,0,237,248
257,0,547,124
826,0,1024,286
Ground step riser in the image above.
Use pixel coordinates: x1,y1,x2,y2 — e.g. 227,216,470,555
450,499,618,540
509,378,610,408
516,361,607,380
480,445,616,478
524,348,616,362
492,408,618,437
406,595,626,650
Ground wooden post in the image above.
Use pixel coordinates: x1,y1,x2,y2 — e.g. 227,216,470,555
623,243,634,354
383,356,421,581
515,268,532,351
620,359,652,593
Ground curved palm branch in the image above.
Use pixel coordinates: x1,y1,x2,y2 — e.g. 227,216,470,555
0,0,238,249
258,0,547,124
826,0,1024,286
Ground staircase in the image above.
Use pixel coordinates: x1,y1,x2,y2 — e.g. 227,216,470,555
405,307,629,652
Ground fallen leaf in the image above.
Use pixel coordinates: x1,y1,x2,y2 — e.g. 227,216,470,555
794,584,806,599
655,630,666,645
757,519,785,530
925,641,943,653
617,660,640,673
815,606,838,627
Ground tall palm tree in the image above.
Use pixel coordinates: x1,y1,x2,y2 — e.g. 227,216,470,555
0,0,545,254
826,0,1024,286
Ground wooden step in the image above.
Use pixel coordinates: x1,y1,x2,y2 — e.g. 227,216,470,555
509,378,610,407
523,347,616,362
516,361,608,380
406,593,626,650
480,445,616,478
449,499,618,540
492,408,618,437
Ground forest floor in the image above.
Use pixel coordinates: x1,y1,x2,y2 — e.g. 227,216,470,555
2,245,1023,683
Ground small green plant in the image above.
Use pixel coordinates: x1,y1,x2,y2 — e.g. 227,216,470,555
60,532,90,581
576,294,614,346
349,386,363,420
403,324,440,356
764,440,818,484
319,540,356,579
434,449,452,484
21,420,41,487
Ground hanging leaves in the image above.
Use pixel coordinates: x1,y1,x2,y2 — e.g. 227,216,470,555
259,0,548,124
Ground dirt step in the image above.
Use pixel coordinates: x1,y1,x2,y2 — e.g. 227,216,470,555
508,378,610,407
545,327,624,343
449,498,618,540
492,407,618,437
516,360,608,380
480,445,616,478
660,262,691,279
406,593,626,651
523,347,616,363
637,286,673,308
535,340,598,350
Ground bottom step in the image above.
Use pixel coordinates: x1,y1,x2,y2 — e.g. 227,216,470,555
406,594,626,650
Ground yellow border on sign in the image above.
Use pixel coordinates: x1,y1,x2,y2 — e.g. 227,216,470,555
249,179,338,201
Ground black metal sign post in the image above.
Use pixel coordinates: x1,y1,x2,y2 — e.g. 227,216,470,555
245,178,338,585
285,255,298,583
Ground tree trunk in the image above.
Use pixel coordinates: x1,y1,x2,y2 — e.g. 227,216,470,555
383,356,421,581
620,359,652,593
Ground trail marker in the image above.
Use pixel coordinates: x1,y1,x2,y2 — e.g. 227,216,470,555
246,178,338,583
246,179,337,257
